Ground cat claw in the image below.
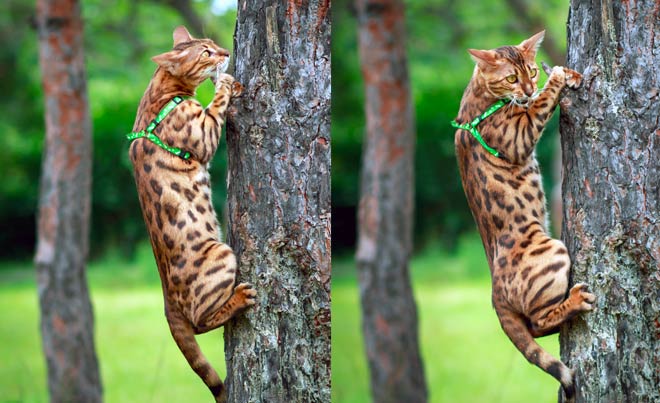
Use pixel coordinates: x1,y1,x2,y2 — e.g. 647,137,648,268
572,282,589,292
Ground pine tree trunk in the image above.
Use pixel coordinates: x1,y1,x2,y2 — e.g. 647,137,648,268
560,1,660,401
355,1,428,402
34,0,102,402
223,1,331,402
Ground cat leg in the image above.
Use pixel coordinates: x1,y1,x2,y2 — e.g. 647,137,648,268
193,283,257,334
535,66,582,113
511,67,583,160
165,301,227,403
515,236,593,335
495,304,576,400
530,282,596,335
183,74,238,163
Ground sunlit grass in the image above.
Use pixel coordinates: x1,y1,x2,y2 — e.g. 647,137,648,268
1,237,562,403
0,243,224,403
332,234,561,403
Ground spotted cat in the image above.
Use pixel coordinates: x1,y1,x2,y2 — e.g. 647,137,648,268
453,31,596,400
128,26,256,403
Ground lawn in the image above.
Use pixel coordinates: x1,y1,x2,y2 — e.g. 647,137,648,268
0,236,561,403
0,245,223,403
332,235,561,403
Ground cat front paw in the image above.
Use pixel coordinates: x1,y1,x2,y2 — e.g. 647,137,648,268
231,81,243,97
563,68,583,89
550,65,566,81
215,72,235,90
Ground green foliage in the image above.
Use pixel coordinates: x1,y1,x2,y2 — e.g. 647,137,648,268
0,0,236,259
332,0,568,251
332,239,561,403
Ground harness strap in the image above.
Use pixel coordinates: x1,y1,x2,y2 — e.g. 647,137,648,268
451,99,509,158
127,96,191,160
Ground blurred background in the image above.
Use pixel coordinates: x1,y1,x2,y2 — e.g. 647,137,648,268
331,0,571,402
2,0,571,402
1,0,238,401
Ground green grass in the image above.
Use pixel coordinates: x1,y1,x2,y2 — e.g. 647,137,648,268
1,236,562,402
332,234,561,403
0,244,224,403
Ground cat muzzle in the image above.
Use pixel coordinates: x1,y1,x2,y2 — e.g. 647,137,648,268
210,57,230,85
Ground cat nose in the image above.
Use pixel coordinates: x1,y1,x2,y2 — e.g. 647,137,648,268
218,48,230,57
523,83,534,97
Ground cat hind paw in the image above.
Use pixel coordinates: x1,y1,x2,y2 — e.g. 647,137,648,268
234,282,257,307
569,282,596,311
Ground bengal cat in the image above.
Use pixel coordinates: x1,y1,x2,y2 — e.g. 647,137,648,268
128,26,255,403
453,31,595,400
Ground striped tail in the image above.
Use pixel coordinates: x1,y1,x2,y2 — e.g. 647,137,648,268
165,304,226,403
497,308,575,400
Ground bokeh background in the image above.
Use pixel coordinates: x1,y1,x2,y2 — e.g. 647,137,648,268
332,0,571,402
2,1,239,401
2,0,572,402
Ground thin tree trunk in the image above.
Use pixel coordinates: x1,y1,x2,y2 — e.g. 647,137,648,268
560,1,660,401
224,1,331,402
156,0,215,41
355,1,427,402
34,0,102,402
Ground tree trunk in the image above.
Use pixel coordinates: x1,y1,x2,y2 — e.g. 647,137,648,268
34,0,102,402
223,1,331,402
560,1,660,402
155,0,216,42
355,1,428,402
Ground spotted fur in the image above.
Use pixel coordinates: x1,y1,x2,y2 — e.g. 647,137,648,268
454,31,595,400
129,26,255,403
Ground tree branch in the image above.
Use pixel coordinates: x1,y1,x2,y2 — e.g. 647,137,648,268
503,0,564,65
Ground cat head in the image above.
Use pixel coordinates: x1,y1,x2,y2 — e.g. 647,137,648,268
152,26,230,87
468,31,545,107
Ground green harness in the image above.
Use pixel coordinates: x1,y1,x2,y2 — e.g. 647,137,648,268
451,99,509,158
126,95,191,160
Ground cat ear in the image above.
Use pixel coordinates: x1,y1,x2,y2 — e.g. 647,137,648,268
173,25,193,46
152,50,186,75
519,31,545,56
468,49,500,68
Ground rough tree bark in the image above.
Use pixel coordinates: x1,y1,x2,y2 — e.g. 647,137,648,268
34,0,102,402
223,1,331,402
560,1,660,402
355,1,428,402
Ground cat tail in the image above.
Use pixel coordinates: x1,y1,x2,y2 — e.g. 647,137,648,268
165,303,226,403
496,307,575,401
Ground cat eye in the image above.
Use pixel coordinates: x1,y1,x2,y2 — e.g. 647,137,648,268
201,50,211,58
506,74,518,83
529,68,538,78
